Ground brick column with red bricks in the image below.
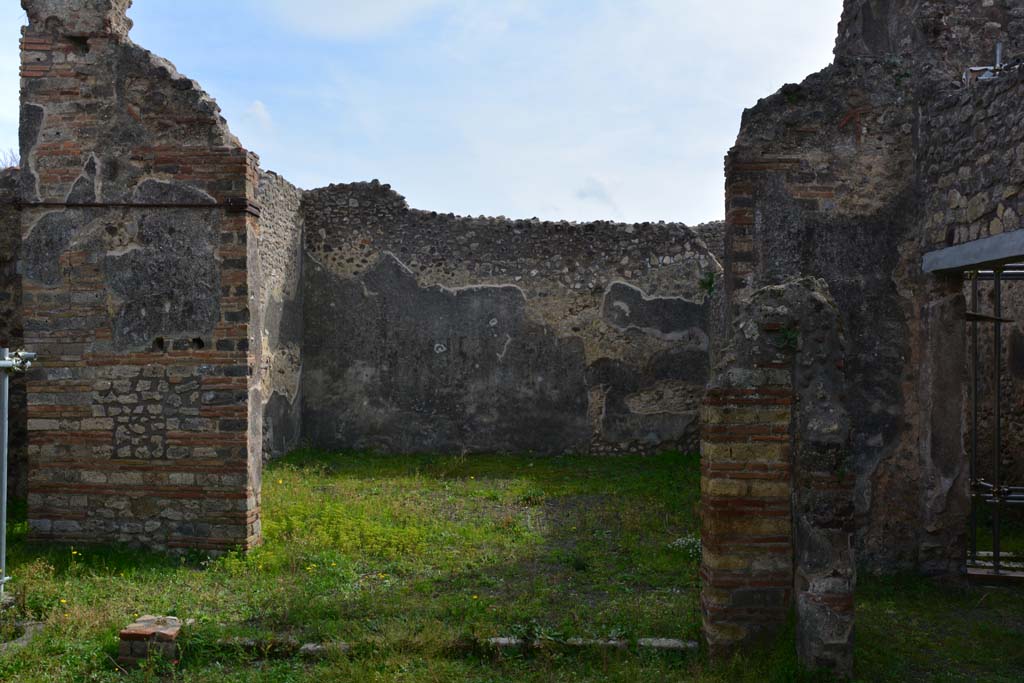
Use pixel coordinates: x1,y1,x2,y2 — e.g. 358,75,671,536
701,277,854,678
700,383,795,653
18,0,262,552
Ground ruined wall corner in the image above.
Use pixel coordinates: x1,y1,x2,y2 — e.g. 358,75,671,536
701,277,855,678
22,0,133,40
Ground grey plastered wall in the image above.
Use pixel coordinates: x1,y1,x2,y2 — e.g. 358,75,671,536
298,181,720,455
255,171,303,457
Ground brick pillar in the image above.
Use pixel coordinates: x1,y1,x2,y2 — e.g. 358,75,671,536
700,382,794,653
701,278,855,677
18,1,261,552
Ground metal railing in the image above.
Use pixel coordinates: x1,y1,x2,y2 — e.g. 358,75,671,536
967,271,1022,577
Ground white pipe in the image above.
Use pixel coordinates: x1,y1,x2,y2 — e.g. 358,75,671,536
1,348,9,599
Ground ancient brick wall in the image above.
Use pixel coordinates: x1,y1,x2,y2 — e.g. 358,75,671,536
722,59,938,573
300,181,719,455
3,0,728,544
17,0,261,551
0,168,26,498
701,383,794,655
717,0,1024,574
701,278,854,676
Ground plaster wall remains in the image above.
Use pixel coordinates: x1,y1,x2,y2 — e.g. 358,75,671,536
16,0,261,551
299,182,719,456
9,1,1023,674
698,0,1024,663
254,171,303,458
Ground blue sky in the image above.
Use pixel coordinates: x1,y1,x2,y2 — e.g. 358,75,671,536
1,1,843,224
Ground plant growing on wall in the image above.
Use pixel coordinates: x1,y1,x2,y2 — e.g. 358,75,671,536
699,272,716,296
775,325,800,351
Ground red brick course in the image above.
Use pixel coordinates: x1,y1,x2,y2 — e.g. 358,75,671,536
19,23,261,552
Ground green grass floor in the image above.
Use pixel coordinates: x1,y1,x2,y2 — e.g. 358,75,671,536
0,450,1022,682
973,504,1024,558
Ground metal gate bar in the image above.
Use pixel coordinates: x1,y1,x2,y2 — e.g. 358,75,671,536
967,268,1021,578
971,273,979,564
994,269,1003,572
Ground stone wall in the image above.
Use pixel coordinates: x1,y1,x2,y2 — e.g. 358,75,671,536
17,0,261,551
921,71,1024,250
723,58,940,573
0,168,26,498
693,221,726,263
300,182,719,455
254,171,303,458
907,5,1024,564
716,0,1024,574
836,0,1024,72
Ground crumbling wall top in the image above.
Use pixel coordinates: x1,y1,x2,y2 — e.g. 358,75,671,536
835,0,918,58
22,0,133,40
835,0,1024,81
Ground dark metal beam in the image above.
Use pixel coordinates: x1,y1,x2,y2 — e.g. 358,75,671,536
923,231,1024,273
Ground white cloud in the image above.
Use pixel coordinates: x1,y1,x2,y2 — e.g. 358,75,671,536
244,100,273,130
0,1,845,225
312,0,844,223
575,177,620,215
267,0,455,40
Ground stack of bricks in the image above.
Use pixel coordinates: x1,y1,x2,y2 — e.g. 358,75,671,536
18,0,261,552
117,615,182,668
700,381,794,654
